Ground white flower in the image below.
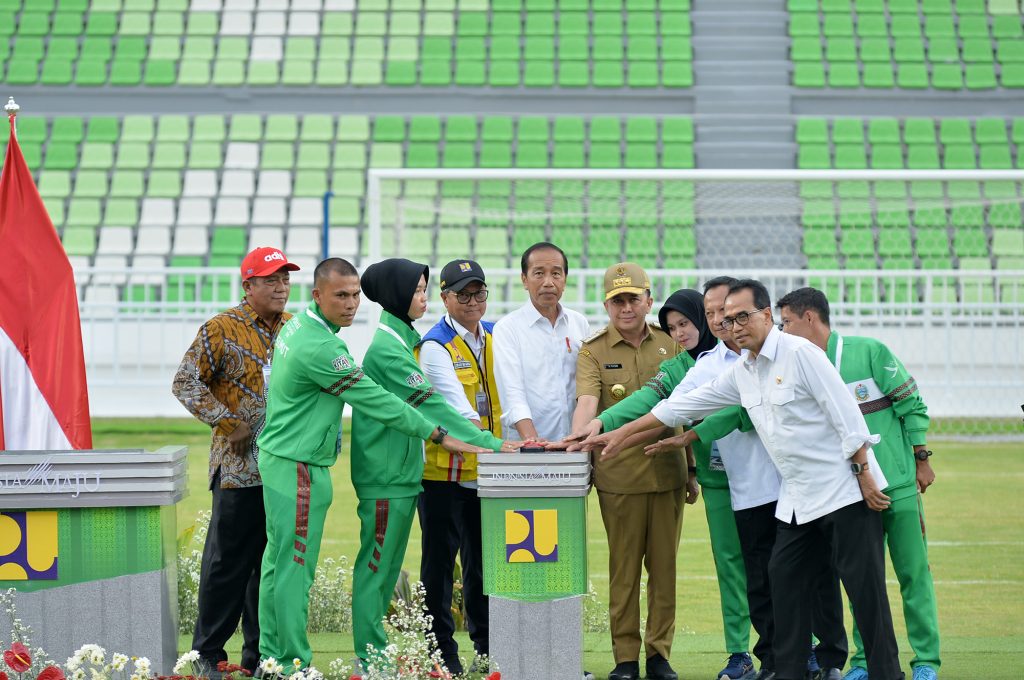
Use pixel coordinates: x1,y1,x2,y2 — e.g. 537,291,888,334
134,657,151,676
89,669,105,680
260,658,279,674
67,656,81,671
292,658,302,670
72,670,86,680
288,672,305,680
173,651,201,674
273,662,284,675
111,654,129,672
129,675,141,680
90,650,106,666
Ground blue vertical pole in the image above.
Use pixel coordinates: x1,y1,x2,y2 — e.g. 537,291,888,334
321,190,334,261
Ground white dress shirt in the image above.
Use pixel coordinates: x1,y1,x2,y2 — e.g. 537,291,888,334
652,327,885,524
681,342,782,511
493,301,590,441
418,314,485,421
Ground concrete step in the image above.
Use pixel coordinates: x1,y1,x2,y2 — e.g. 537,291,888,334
692,13,789,38
695,64,791,87
693,38,790,62
696,125,793,143
695,96,791,115
697,114,795,128
695,148,796,169
693,0,785,11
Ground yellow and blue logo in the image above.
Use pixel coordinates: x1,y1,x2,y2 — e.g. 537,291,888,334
0,511,59,580
505,509,558,563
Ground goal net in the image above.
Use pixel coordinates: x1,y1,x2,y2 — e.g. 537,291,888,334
363,168,1024,436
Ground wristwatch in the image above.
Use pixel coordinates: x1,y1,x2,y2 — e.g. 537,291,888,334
914,449,934,461
430,426,448,445
851,461,869,475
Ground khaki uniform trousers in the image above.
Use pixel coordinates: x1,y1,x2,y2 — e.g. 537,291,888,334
597,485,685,664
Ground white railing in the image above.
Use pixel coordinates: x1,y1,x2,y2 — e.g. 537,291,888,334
77,267,1024,431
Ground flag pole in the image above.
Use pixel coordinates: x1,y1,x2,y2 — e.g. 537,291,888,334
4,96,18,135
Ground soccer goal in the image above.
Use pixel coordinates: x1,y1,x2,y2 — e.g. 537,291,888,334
364,168,1024,434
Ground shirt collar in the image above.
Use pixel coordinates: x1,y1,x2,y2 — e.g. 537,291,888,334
606,323,651,348
826,330,840,362
523,300,567,327
756,326,783,363
446,314,482,344
240,299,283,333
381,309,422,344
306,301,340,334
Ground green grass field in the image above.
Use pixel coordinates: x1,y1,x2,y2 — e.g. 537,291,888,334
94,418,1024,679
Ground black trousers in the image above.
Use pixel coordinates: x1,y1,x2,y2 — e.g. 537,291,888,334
769,501,903,680
417,480,488,660
734,502,848,673
192,469,268,672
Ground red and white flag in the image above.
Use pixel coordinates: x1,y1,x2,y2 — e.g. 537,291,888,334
0,107,92,450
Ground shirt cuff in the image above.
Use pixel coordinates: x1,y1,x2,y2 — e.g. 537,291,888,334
842,432,881,457
651,401,693,428
503,403,533,426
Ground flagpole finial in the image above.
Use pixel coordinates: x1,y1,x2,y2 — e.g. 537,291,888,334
4,97,19,118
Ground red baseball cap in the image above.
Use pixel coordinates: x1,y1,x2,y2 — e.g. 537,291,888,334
240,247,300,281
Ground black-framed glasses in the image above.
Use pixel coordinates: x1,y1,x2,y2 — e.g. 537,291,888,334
721,308,766,330
454,289,489,304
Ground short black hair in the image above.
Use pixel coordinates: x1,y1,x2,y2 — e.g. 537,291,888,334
314,257,359,288
777,287,831,326
520,242,569,275
727,278,772,311
703,275,738,295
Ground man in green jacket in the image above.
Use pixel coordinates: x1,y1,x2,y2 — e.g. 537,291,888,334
256,258,484,670
350,258,519,670
777,287,939,680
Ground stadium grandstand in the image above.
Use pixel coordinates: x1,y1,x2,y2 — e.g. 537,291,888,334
0,0,1021,428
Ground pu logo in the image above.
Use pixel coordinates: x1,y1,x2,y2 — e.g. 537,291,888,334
264,251,285,262
0,511,59,580
505,509,558,563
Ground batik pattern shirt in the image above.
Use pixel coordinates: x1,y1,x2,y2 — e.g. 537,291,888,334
172,300,289,489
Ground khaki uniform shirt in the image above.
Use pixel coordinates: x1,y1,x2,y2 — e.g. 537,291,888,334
576,323,686,494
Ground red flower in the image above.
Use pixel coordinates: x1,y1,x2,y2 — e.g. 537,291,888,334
4,643,31,673
486,673,501,680
37,667,65,680
1,670,9,680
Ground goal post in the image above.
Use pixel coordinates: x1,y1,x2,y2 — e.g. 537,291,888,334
364,168,1024,434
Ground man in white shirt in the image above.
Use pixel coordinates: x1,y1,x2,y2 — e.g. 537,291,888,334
416,259,502,675
646,277,844,680
493,242,590,441
582,279,904,680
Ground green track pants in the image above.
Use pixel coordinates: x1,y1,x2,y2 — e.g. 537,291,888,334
703,485,752,654
352,495,418,662
849,493,940,671
257,452,332,667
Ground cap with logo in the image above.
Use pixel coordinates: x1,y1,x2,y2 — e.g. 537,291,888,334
603,262,651,300
240,247,301,281
439,259,486,292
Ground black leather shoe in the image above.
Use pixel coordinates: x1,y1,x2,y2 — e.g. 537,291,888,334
645,653,678,680
754,670,776,680
607,660,640,680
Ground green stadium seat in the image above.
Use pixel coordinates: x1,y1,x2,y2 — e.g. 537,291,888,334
794,62,826,87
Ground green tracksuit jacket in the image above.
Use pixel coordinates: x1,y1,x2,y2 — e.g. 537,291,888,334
349,310,504,499
827,331,940,671
258,302,437,463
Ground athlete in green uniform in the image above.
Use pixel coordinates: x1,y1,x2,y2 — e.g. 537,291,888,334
256,258,482,669
777,287,939,680
563,280,755,677
349,258,518,668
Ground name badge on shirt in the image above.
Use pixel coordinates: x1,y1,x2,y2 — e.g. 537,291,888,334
476,390,490,418
262,363,272,390
604,363,623,369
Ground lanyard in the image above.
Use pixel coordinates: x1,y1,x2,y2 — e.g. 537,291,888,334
244,304,276,363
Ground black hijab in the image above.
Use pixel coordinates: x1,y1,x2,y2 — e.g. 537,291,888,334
658,288,717,360
360,258,429,327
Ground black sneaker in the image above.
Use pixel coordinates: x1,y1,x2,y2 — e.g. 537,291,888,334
754,670,776,680
442,655,464,676
645,653,678,680
607,660,640,680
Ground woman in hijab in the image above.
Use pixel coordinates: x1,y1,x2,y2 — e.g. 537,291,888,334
348,258,515,671
658,288,718,360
